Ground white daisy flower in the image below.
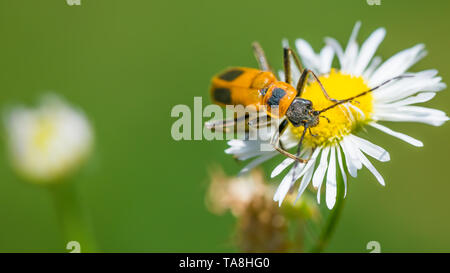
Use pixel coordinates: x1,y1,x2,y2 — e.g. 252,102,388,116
4,94,94,184
224,22,448,209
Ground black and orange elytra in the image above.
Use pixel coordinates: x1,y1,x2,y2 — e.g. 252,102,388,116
211,67,297,118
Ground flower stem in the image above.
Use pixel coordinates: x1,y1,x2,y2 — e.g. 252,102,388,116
49,182,98,253
310,171,346,253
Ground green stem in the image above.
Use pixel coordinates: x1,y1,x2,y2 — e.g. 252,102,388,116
311,171,346,253
49,182,98,253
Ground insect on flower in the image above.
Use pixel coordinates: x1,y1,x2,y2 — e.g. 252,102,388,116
208,42,409,165
210,23,448,209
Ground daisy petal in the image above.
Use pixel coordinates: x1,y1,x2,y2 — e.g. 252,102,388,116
373,106,449,126
273,168,298,206
274,162,307,206
373,71,445,103
369,44,427,86
342,21,361,73
375,92,436,108
356,149,385,186
295,148,321,203
353,28,386,76
312,146,330,189
319,45,334,74
295,164,316,203
369,122,423,147
271,147,312,178
336,145,348,197
271,157,295,178
295,39,320,73
362,56,382,79
324,37,344,67
325,146,337,209
238,152,277,176
349,134,390,162
295,164,315,202
342,136,363,170
340,139,358,177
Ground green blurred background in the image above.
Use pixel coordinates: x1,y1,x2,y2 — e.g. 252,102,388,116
0,0,449,252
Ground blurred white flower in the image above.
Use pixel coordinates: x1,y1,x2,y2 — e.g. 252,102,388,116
4,94,93,183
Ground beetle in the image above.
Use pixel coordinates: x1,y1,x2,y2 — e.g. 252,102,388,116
208,42,408,163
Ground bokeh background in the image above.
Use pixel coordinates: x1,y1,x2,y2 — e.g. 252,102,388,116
0,0,449,252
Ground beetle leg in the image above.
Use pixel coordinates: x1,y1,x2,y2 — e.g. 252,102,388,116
282,44,304,85
248,114,272,129
291,125,310,183
204,113,249,132
283,47,293,85
308,128,318,137
252,42,274,74
295,69,343,104
319,115,331,123
270,119,308,163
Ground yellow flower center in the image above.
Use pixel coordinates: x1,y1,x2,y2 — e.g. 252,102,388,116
291,70,373,147
32,117,55,153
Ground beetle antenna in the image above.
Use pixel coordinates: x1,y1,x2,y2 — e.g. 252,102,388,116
316,75,414,115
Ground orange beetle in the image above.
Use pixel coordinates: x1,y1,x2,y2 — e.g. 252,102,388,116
210,67,297,118
209,42,340,162
208,42,406,163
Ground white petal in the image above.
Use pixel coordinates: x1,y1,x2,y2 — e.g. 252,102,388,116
369,122,423,147
356,149,385,186
373,106,449,126
342,42,358,74
274,163,306,206
324,37,345,67
238,152,277,176
362,56,382,79
271,147,312,178
319,45,334,74
296,148,321,186
342,136,363,170
295,162,316,203
336,144,348,197
274,147,321,205
317,178,323,204
271,157,294,178
373,72,445,103
342,21,361,73
348,134,390,162
340,139,357,177
325,146,337,209
273,173,295,206
295,148,321,203
375,92,436,108
295,39,320,73
369,44,427,86
312,146,330,188
302,147,321,173
353,28,386,76
345,21,361,53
